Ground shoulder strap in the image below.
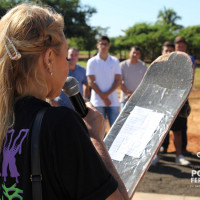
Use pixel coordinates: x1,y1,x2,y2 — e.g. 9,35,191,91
31,108,48,200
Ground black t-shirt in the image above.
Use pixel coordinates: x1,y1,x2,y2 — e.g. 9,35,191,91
0,96,117,199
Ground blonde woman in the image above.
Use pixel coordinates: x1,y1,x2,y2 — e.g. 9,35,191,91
0,3,129,200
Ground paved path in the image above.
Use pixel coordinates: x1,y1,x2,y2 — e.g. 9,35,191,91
132,192,200,200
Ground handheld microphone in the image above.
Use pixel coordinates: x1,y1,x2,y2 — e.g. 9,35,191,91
62,76,88,118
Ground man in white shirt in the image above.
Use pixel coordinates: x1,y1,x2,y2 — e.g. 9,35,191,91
120,46,147,109
86,36,121,127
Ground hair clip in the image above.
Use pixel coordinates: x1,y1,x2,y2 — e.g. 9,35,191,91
5,36,21,61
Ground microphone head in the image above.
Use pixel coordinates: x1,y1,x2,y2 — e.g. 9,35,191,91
63,76,80,97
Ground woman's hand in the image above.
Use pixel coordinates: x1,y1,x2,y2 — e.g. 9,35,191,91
83,102,106,141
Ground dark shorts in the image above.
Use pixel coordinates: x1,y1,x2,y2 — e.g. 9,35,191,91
170,116,187,131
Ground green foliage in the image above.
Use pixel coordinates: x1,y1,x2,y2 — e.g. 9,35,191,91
68,33,96,57
111,9,200,62
77,60,87,68
0,0,98,56
0,0,97,40
40,0,98,55
194,66,200,86
118,23,174,60
0,0,23,16
109,7,200,61
157,6,182,29
36,0,97,38
111,7,200,61
1,3,200,62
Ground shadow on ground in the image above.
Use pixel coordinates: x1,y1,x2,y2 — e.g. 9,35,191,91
136,152,200,196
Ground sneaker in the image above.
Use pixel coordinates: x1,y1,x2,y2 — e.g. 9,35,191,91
175,155,191,166
151,155,159,166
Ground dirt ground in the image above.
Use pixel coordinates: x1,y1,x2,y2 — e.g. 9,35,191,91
135,87,200,197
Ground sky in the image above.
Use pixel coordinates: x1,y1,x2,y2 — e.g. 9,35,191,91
81,0,200,37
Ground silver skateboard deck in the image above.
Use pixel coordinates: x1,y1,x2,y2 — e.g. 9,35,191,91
104,52,194,198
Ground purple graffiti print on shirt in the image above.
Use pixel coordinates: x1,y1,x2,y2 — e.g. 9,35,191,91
2,129,29,183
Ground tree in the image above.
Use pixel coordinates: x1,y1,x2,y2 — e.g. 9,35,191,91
122,23,174,61
68,28,97,58
0,0,98,55
0,0,24,16
157,7,182,29
0,0,97,39
36,0,97,38
41,0,98,55
109,36,128,60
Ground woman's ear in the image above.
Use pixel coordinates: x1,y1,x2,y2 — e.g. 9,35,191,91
43,48,54,75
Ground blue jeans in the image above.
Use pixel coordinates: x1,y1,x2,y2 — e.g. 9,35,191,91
95,106,119,127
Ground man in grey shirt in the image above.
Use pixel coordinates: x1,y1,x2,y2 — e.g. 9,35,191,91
120,46,147,109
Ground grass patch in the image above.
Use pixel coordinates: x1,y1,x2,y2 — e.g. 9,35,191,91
79,50,97,58
77,61,87,68
77,61,200,87
79,50,96,55
194,66,200,87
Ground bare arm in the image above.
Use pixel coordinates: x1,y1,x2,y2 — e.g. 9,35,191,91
91,138,129,200
87,75,111,106
83,84,91,100
105,74,122,96
120,81,132,100
83,103,129,200
87,74,122,106
87,75,104,97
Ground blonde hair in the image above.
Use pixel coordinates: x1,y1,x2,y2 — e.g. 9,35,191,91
0,3,64,147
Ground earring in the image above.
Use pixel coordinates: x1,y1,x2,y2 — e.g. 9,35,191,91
47,62,53,75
